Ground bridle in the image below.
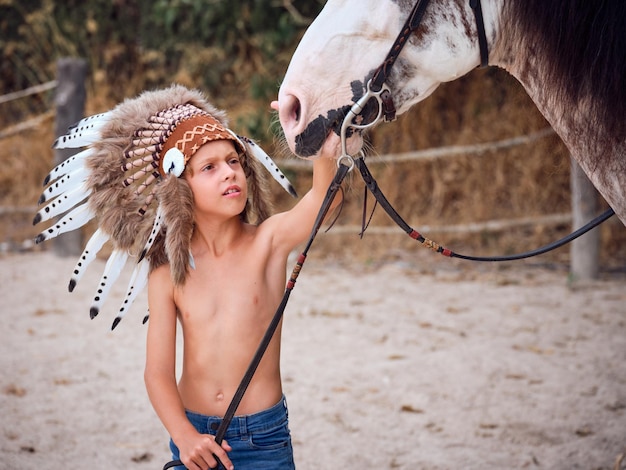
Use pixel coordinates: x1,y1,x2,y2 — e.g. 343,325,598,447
349,0,489,128
340,0,615,263
163,2,614,468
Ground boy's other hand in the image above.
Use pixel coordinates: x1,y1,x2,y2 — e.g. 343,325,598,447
179,431,234,470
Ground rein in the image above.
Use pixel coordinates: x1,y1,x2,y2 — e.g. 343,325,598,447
356,157,615,262
163,159,351,470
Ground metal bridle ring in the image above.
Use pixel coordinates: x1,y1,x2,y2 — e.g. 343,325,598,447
337,154,356,172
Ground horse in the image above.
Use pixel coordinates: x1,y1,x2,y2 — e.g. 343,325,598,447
274,0,626,226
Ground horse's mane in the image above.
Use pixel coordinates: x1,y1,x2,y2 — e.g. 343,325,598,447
505,0,626,138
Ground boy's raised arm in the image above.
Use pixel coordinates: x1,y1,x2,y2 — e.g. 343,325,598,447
265,152,342,255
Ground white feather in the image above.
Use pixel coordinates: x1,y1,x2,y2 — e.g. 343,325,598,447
138,203,164,262
68,228,110,293
34,203,95,244
54,131,102,149
35,183,92,224
54,112,112,149
67,112,111,130
89,249,129,319
239,135,297,197
112,258,150,329
43,147,92,186
39,165,89,203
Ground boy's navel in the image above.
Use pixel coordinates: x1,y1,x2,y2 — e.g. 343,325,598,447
216,392,224,402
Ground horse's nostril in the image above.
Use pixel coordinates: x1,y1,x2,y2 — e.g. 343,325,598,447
279,94,302,131
293,99,301,123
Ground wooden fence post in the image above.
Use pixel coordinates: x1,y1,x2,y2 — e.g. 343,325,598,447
53,58,87,257
570,157,600,280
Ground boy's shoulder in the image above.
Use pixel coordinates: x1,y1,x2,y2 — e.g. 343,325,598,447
148,261,174,284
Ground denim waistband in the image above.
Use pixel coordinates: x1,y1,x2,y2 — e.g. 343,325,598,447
184,395,288,438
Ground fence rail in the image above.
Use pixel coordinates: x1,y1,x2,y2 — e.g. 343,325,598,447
0,110,55,140
0,107,566,236
0,201,571,239
0,81,57,105
0,206,38,216
0,81,58,140
278,127,555,168
0,119,559,230
326,213,571,236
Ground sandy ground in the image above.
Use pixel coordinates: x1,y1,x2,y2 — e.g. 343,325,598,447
1,250,625,470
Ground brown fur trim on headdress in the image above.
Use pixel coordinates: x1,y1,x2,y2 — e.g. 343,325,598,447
153,175,195,285
34,83,296,325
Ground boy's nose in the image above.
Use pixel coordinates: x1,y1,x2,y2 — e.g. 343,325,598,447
222,164,236,180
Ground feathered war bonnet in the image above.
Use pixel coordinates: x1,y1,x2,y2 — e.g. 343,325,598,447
34,84,296,329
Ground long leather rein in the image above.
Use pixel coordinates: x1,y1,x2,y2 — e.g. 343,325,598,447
356,158,615,262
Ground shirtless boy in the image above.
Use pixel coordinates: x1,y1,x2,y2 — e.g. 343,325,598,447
144,99,340,469
32,84,339,470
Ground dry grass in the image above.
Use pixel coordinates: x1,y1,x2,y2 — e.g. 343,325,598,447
2,68,624,270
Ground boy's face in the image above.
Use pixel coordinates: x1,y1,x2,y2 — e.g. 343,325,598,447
184,139,248,219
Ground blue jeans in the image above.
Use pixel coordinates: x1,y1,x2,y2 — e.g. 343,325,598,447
169,395,295,470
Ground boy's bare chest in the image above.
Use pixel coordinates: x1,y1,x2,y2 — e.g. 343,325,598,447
175,247,282,330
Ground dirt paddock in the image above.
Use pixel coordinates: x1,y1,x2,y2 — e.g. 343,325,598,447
1,250,625,469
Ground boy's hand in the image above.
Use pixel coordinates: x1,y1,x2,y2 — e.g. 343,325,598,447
178,431,233,470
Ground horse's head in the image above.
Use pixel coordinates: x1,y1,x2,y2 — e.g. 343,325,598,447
275,0,497,158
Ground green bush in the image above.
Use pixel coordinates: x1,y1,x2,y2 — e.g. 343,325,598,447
0,0,324,138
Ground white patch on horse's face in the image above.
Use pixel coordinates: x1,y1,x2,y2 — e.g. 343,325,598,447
277,1,401,157
277,0,495,158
